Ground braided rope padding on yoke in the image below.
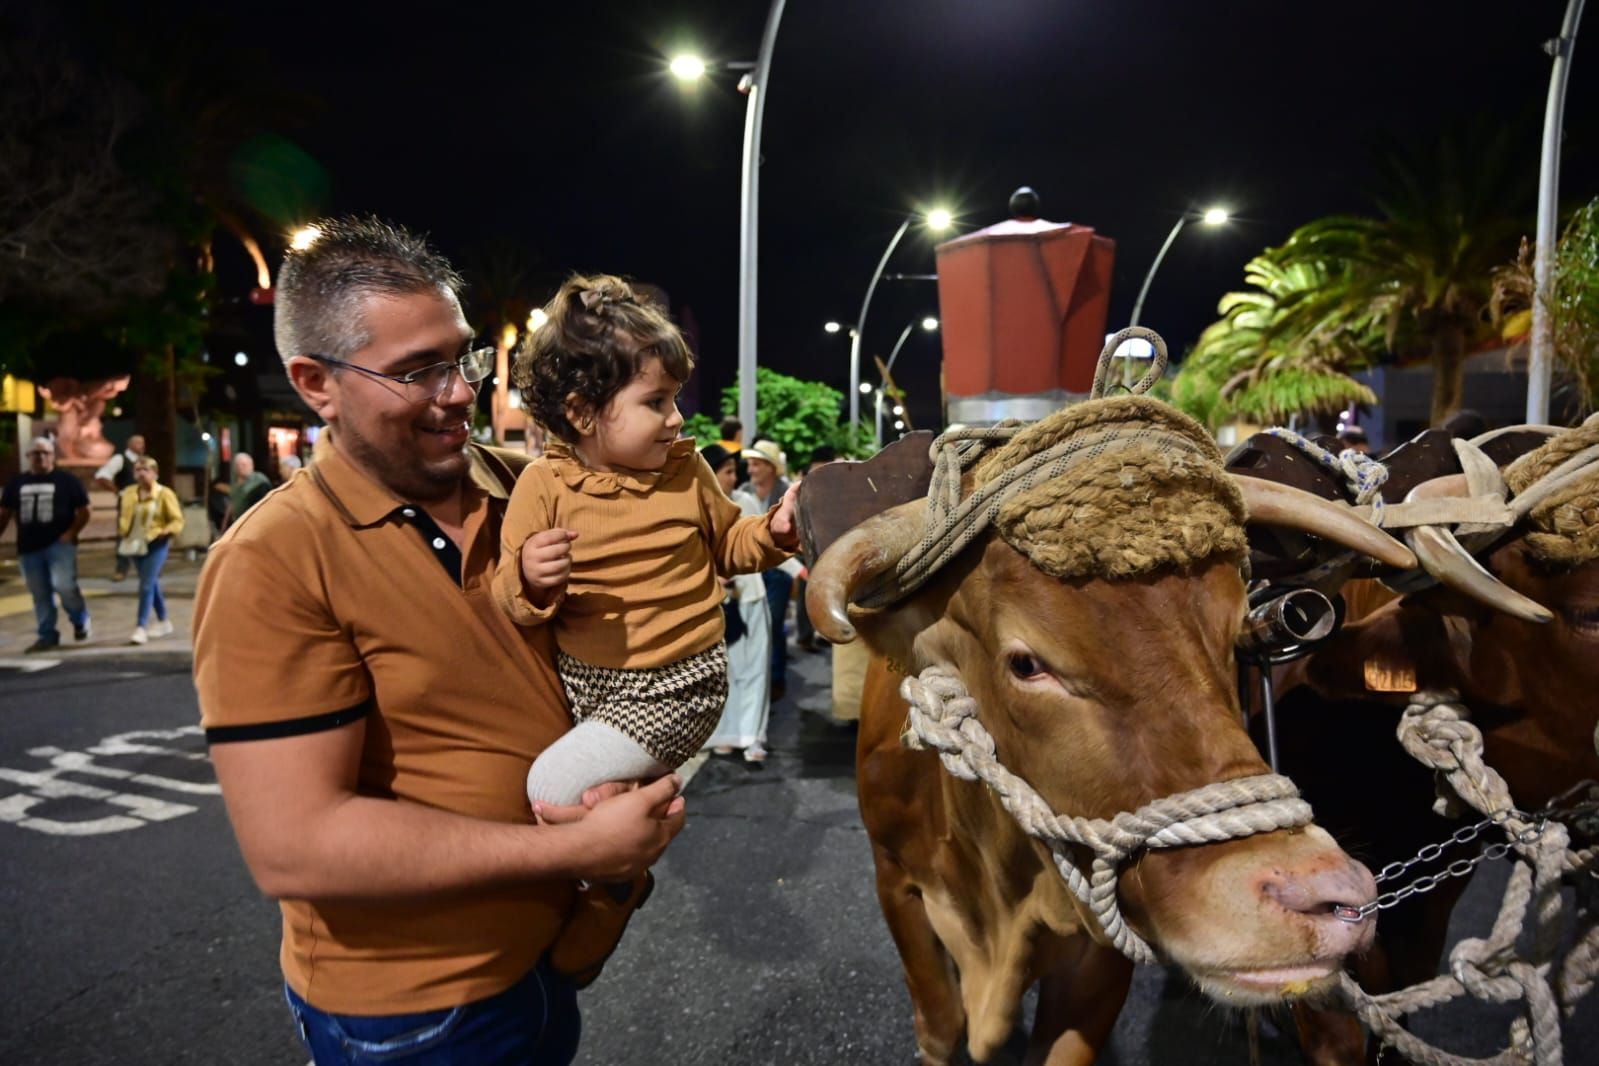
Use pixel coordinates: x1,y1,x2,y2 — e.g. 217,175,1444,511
1504,414,1599,571
857,395,1249,608
1333,692,1599,1066
901,667,1315,965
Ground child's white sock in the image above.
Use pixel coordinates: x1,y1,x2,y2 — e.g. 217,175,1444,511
527,720,672,807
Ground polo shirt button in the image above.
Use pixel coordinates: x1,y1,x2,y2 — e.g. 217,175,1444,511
432,537,447,550
402,508,416,518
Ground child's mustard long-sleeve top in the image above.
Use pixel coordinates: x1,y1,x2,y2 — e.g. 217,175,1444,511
493,438,793,669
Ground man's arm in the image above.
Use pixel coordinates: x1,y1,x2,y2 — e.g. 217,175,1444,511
210,720,685,902
62,505,90,543
199,531,685,903
93,454,121,492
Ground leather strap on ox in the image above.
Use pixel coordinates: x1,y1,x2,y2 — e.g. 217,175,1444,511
901,666,1313,965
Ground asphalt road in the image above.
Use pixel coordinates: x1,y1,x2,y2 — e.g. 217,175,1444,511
2,649,1591,1065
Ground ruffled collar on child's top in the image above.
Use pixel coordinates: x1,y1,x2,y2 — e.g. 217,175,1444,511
542,437,697,496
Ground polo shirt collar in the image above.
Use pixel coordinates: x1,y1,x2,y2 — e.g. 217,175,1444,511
310,434,511,528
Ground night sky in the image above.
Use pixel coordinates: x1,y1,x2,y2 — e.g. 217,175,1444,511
44,1,1599,434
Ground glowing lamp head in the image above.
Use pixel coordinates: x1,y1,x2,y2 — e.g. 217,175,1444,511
1202,207,1230,226
926,208,954,232
669,55,707,81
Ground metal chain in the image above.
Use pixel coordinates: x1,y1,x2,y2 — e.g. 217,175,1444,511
1335,787,1599,922
1338,823,1547,922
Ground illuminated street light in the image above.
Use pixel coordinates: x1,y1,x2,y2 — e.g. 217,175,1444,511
892,404,904,416
823,321,842,333
234,352,249,367
289,226,321,251
1128,204,1233,328
921,316,939,331
669,54,708,81
858,381,873,394
850,207,956,426
893,419,905,431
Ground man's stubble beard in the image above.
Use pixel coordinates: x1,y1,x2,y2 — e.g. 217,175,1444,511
337,421,468,504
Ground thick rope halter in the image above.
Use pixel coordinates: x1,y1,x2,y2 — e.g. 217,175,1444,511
900,667,1314,964
875,329,1315,964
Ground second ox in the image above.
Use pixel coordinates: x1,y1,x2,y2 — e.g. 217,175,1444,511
803,395,1420,1066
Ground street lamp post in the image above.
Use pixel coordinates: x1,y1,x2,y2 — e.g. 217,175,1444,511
874,316,938,447
1528,0,1586,424
738,1,787,440
670,0,786,440
849,209,952,429
1127,206,1229,329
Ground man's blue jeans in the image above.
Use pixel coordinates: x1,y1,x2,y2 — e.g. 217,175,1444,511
19,541,89,641
284,961,580,1065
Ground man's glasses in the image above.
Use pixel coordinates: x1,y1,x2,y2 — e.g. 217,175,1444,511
309,346,495,402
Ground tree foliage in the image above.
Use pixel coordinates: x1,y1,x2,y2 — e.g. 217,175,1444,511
1174,128,1532,429
1171,256,1379,428
684,368,868,467
1490,196,1599,415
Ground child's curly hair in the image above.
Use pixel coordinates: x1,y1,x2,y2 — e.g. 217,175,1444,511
514,274,694,443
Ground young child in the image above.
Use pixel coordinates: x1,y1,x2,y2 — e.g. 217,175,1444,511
494,274,800,807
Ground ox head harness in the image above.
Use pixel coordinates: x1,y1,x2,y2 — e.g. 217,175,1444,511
883,329,1318,964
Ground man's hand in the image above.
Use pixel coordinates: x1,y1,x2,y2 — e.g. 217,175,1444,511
520,528,578,599
770,481,802,549
537,775,686,883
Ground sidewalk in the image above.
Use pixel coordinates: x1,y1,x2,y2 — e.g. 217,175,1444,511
0,539,202,661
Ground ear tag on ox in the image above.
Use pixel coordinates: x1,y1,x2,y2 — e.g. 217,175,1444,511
1363,655,1418,693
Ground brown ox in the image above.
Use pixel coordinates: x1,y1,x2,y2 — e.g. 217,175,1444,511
805,398,1420,1065
1249,420,1599,1064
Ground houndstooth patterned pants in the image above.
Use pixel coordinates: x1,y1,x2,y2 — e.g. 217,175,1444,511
556,642,730,768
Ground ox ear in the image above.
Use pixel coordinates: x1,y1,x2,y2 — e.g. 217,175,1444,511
797,431,933,568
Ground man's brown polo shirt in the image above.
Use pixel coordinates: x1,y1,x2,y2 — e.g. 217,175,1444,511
194,441,572,1014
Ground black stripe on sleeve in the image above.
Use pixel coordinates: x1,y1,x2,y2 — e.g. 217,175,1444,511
204,701,373,745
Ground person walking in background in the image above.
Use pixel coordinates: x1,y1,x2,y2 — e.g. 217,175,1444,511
223,452,271,531
0,437,92,652
118,456,184,645
715,417,743,458
738,439,795,703
94,433,146,581
699,443,773,763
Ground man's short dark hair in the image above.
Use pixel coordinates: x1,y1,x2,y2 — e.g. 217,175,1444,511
273,216,464,367
720,417,743,440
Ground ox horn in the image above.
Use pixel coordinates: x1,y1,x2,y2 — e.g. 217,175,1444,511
805,498,928,644
1231,475,1418,570
1402,474,1554,625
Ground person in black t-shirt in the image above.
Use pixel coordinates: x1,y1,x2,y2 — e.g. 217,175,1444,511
0,437,93,652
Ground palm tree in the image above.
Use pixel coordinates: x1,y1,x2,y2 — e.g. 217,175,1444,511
1268,128,1534,425
1171,254,1378,429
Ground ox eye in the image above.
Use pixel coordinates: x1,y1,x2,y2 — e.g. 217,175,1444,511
1008,652,1044,679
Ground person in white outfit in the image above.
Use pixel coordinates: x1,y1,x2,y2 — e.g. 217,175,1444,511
699,444,774,763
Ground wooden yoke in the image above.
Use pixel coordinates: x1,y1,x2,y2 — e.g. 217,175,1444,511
796,430,934,568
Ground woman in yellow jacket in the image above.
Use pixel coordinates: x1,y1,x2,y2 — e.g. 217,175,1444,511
118,456,184,644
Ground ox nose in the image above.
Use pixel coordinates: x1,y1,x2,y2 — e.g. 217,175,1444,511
1259,857,1379,956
